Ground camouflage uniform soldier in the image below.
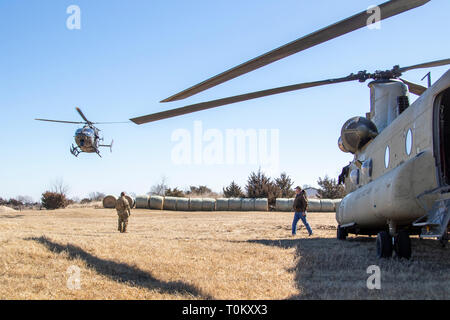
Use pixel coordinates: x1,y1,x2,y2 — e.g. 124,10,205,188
116,192,131,233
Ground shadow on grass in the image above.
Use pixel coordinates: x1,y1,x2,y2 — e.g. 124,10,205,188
27,236,213,299
246,236,450,299
0,214,25,219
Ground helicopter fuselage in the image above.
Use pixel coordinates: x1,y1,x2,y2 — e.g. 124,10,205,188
337,69,450,237
74,126,99,153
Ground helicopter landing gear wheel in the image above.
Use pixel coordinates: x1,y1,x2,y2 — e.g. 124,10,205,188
337,225,347,240
394,230,411,259
376,231,393,258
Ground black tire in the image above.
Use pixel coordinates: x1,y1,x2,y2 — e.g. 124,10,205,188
376,231,393,258
394,230,411,259
337,226,347,240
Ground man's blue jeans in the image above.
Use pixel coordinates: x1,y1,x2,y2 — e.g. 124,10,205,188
292,211,312,235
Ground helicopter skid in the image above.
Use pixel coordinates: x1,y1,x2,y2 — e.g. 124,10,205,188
70,145,81,157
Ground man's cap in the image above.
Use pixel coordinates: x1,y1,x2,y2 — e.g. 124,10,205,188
295,186,302,190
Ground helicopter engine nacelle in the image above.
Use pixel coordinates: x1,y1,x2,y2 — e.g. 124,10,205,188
339,117,378,154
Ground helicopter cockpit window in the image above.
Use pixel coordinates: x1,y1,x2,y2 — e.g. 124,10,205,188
405,129,413,156
82,128,94,136
349,169,360,185
361,159,373,177
75,129,82,135
385,146,390,169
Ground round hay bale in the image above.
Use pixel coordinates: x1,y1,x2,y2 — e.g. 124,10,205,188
228,198,242,211
103,195,117,209
189,198,202,211
332,199,342,212
202,198,216,211
125,195,135,208
149,195,164,210
254,198,268,211
135,195,150,209
176,197,190,211
307,199,321,212
275,198,292,212
215,198,229,211
320,199,335,212
241,198,255,211
163,196,177,211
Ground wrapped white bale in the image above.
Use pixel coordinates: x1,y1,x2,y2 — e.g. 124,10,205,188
241,198,255,211
275,198,292,212
215,198,229,211
125,195,135,208
163,196,177,211
103,195,117,209
228,198,242,211
149,195,164,210
255,198,268,211
320,199,335,212
307,199,321,212
176,197,190,211
189,198,202,211
135,195,150,209
202,198,216,211
332,199,342,212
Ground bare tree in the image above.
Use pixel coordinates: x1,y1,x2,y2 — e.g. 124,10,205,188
149,176,168,196
50,178,70,196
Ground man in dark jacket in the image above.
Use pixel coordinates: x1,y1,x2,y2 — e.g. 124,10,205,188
292,186,313,236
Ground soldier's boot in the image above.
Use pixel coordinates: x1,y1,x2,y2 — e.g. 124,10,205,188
123,222,128,233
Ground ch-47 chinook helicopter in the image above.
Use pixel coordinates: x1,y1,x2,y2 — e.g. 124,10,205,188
36,107,117,157
130,0,450,259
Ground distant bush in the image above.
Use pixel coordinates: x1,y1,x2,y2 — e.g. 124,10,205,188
223,181,245,198
317,175,346,199
80,198,92,204
41,192,68,210
165,188,186,197
245,169,280,206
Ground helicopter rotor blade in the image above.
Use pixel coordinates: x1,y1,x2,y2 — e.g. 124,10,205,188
161,0,430,103
91,121,131,124
399,58,450,73
75,107,92,124
399,78,427,96
35,118,85,124
131,74,359,124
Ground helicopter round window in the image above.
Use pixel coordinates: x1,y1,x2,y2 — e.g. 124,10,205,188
405,129,413,155
384,146,390,169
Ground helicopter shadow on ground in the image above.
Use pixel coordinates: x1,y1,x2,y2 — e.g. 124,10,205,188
245,235,450,299
27,236,213,299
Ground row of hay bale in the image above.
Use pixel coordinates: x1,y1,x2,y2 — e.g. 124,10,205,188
103,195,269,211
275,198,341,212
102,195,135,209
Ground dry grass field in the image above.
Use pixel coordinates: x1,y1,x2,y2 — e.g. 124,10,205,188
0,207,449,300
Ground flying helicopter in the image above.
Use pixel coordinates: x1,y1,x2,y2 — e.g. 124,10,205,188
35,107,118,157
130,0,450,259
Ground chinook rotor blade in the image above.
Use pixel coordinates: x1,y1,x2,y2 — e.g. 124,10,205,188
75,107,92,124
399,58,450,73
35,119,85,124
131,74,359,124
399,78,427,96
161,0,430,103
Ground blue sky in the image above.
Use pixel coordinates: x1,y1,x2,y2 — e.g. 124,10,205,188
0,0,449,201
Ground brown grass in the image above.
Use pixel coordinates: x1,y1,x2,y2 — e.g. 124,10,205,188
0,208,448,299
